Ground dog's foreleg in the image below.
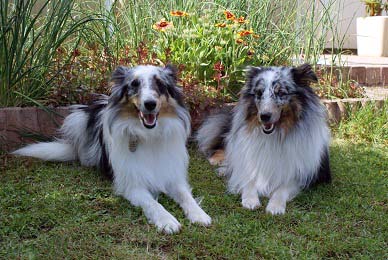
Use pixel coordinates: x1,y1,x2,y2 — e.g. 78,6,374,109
167,185,211,226
124,188,181,234
241,182,261,210
266,181,300,215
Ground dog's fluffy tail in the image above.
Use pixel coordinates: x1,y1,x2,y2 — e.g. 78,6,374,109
196,107,232,158
12,141,76,162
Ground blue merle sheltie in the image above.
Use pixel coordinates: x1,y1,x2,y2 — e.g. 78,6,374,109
197,64,331,215
13,65,211,233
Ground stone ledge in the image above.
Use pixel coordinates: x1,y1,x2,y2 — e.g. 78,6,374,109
322,98,385,124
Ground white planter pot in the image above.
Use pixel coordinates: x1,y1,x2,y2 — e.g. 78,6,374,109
356,16,388,57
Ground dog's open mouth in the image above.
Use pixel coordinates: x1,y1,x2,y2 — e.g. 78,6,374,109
262,123,275,134
139,111,158,129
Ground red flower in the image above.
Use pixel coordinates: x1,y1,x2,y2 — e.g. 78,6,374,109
235,16,248,24
170,10,189,17
213,61,225,72
215,23,227,28
153,19,173,31
236,38,245,44
237,29,254,37
224,10,236,20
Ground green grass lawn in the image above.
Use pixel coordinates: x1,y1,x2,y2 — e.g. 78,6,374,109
1,138,387,259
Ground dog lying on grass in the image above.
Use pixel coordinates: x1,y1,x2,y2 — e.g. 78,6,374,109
13,65,211,233
197,64,331,215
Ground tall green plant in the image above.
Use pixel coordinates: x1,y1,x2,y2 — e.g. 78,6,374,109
0,0,95,106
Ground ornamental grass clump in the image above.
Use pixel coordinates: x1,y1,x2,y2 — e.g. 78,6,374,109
0,0,95,107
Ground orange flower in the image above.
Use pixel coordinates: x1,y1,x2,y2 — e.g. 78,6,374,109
235,16,248,24
215,22,227,28
170,10,189,17
224,10,236,20
253,34,260,38
237,29,254,37
153,19,173,31
236,38,245,44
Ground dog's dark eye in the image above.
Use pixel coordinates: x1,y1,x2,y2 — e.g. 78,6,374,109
131,79,140,88
154,76,168,95
277,89,288,97
256,89,263,98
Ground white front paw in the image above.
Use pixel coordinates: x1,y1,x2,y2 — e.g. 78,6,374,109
216,166,227,177
154,212,181,234
266,201,286,215
188,209,212,226
242,197,261,210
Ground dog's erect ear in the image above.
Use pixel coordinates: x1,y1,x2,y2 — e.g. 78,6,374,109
291,64,318,86
111,66,130,85
246,66,262,79
245,66,262,86
163,64,178,83
162,64,185,107
109,66,130,105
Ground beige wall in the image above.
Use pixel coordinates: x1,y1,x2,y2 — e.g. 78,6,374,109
297,0,365,49
327,0,364,49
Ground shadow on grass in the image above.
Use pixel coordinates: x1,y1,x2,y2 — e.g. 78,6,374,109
0,140,387,258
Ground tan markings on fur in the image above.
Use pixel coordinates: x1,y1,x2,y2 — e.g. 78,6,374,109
279,97,302,134
246,114,260,133
159,95,178,118
208,149,225,166
118,96,139,119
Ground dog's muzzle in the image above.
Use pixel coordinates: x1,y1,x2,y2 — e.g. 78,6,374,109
260,112,276,135
139,100,159,129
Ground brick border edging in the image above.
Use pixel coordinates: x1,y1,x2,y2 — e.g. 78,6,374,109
318,65,388,86
0,107,70,151
1,98,386,151
322,98,386,124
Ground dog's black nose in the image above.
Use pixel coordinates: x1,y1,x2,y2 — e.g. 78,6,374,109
260,113,272,123
144,100,157,111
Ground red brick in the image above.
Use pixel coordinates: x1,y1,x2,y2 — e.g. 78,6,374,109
9,107,39,132
0,109,6,131
337,101,348,120
4,130,23,150
0,107,72,151
338,66,351,82
36,109,61,136
382,67,388,86
350,67,366,85
365,67,381,86
55,106,71,119
324,101,342,124
5,107,40,145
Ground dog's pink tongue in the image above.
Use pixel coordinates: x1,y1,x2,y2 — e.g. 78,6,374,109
264,123,273,130
144,114,156,125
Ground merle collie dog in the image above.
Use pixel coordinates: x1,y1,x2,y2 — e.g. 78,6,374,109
197,64,331,215
13,65,211,233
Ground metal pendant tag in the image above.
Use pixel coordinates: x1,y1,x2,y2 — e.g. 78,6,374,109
128,136,138,152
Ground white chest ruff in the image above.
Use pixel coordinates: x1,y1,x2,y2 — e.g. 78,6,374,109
105,117,189,195
226,123,329,196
